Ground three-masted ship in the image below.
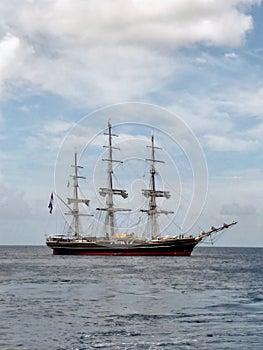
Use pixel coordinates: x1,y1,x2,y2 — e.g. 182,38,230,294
46,123,237,256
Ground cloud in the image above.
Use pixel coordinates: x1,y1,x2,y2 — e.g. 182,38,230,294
12,0,255,48
0,33,20,71
224,52,238,59
19,104,39,112
43,120,74,135
0,179,58,244
203,134,259,151
0,32,34,96
0,0,260,104
168,93,235,134
0,182,31,220
229,86,263,119
0,134,7,142
220,202,257,216
167,79,263,152
191,85,263,152
25,119,74,154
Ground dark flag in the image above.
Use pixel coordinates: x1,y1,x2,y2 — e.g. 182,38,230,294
48,193,54,214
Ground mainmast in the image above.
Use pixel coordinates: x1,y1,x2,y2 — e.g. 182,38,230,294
97,122,131,239
141,134,174,239
65,152,91,239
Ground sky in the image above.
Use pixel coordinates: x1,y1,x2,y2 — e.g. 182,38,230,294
0,0,263,246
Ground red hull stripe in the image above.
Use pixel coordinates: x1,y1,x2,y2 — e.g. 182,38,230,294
53,250,192,256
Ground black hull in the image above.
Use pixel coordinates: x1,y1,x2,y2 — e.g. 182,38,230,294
46,239,200,256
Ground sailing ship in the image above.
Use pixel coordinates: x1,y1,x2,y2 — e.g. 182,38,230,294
46,123,237,256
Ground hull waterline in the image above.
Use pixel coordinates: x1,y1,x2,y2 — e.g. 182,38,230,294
52,250,193,256
53,249,192,256
47,239,199,256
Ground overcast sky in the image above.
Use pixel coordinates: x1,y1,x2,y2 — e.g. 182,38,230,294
0,0,262,246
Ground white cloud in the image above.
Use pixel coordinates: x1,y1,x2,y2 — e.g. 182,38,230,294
0,32,34,95
167,82,263,152
19,104,39,112
43,120,74,134
229,86,263,119
0,33,20,71
0,0,259,103
13,0,255,48
224,52,238,59
24,120,74,154
168,93,234,134
203,134,259,151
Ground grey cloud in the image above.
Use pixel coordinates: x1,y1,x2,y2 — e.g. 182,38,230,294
220,202,257,216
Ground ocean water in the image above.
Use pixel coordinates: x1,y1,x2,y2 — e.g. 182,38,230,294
0,246,262,350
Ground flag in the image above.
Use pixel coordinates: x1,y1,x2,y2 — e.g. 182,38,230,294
108,119,111,128
48,193,54,214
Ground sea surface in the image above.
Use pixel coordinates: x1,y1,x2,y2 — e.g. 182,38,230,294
0,246,262,350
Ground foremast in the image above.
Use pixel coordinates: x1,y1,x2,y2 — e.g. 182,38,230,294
141,135,174,239
97,122,131,239
64,152,92,239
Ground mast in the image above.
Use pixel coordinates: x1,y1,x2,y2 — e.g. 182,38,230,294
141,134,174,239
97,122,131,239
65,152,91,239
